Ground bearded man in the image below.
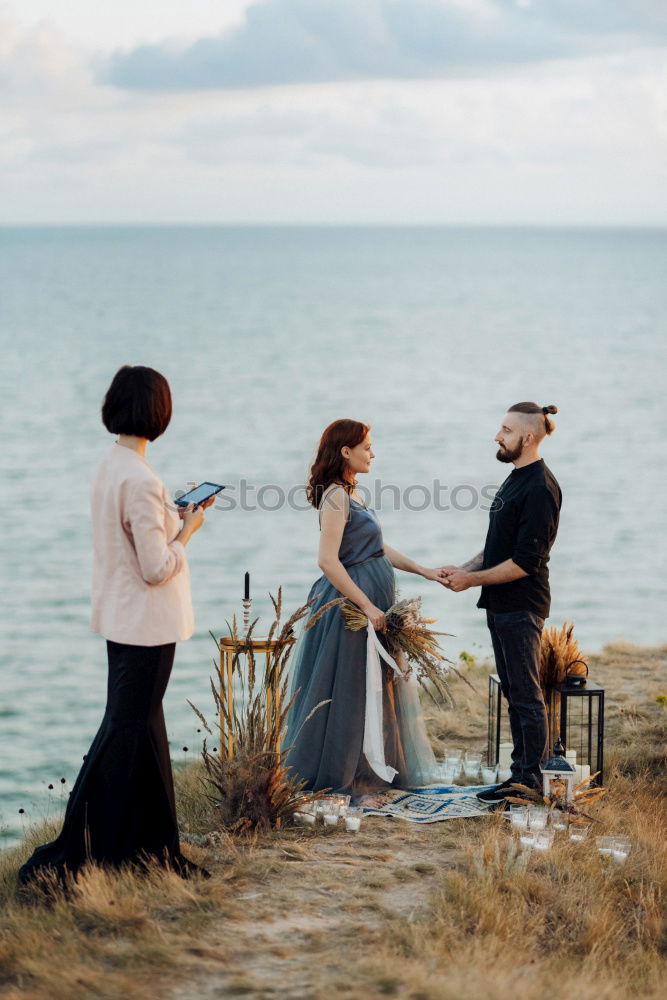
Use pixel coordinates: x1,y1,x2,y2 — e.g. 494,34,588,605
440,402,562,803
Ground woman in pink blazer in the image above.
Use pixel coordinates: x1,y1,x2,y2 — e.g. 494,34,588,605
19,365,211,885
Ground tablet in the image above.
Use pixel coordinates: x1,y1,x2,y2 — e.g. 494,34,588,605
174,482,226,507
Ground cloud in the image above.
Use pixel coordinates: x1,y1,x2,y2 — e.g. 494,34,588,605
0,14,91,96
0,9,665,224
103,0,667,92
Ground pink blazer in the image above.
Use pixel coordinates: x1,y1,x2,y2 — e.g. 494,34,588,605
90,443,194,646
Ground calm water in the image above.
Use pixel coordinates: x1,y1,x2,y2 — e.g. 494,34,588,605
1,225,666,845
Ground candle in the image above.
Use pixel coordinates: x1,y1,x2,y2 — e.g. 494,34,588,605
481,766,497,785
498,743,513,769
345,816,361,832
510,805,529,829
533,831,554,852
529,808,547,830
244,572,250,601
323,813,338,827
294,812,315,826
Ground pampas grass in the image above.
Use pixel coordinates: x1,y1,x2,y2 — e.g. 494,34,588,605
540,621,588,695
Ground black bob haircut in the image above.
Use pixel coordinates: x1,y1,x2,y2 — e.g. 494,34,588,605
101,365,172,442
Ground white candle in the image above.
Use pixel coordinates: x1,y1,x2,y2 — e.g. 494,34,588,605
612,849,628,863
295,812,315,826
323,813,338,827
498,743,513,769
345,816,361,832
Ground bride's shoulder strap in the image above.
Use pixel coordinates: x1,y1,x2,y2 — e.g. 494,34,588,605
318,483,349,527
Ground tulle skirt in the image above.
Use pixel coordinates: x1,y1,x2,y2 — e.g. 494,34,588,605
284,554,437,795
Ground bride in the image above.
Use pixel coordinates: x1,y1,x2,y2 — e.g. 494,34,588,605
285,419,443,798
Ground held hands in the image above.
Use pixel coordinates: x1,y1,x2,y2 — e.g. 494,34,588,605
420,566,446,584
436,565,473,592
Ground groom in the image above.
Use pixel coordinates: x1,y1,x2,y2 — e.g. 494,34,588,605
439,402,562,803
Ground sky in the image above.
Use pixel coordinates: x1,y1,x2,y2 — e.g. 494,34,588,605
1,0,666,224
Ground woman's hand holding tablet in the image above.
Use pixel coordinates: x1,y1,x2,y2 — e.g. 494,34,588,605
174,482,225,509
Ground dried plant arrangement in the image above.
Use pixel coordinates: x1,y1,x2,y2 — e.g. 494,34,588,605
505,772,607,825
539,621,588,695
341,595,464,706
188,589,345,833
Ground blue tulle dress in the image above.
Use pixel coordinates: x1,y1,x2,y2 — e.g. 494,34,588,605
284,496,437,796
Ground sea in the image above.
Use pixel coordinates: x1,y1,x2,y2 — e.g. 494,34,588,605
1,225,665,846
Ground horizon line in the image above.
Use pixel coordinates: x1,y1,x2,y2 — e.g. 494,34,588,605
1,221,666,231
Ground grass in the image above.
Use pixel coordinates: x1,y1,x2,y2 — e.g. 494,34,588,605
0,641,665,999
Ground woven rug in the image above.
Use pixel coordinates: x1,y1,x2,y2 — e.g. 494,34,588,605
359,784,494,823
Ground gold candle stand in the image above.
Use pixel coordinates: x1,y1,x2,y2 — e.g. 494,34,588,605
218,635,296,758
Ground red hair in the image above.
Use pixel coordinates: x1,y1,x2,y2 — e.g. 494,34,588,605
306,419,370,509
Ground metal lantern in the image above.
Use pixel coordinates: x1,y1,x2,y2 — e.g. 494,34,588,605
487,673,512,767
548,681,605,787
541,745,577,802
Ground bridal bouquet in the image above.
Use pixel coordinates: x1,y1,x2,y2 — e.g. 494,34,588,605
341,596,458,704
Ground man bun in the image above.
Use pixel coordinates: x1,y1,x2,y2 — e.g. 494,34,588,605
508,401,558,437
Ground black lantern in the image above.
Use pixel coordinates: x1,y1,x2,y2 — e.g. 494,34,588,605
487,673,512,767
548,681,605,787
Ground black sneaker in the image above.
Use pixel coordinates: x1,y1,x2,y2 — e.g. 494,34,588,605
475,778,517,803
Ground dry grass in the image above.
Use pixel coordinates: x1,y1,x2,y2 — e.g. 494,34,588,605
0,641,665,1000
359,767,666,1000
189,588,342,833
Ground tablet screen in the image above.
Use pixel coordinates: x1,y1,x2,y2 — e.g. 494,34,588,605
175,482,225,506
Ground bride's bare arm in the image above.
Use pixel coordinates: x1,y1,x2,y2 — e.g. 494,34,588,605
383,543,441,582
318,486,386,630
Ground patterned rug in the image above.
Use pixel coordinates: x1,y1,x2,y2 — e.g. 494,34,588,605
359,784,494,823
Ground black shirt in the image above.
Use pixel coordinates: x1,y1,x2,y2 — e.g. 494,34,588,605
477,459,562,618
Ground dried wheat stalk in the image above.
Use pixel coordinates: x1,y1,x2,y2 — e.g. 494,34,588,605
188,588,342,833
341,596,466,706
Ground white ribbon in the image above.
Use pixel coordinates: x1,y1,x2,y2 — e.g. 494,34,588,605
363,623,403,783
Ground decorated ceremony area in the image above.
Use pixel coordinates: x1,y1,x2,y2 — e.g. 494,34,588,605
1,589,665,1000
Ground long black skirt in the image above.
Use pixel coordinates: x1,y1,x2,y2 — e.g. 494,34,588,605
18,640,196,884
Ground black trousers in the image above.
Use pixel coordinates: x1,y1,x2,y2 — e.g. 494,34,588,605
487,609,548,786
19,640,191,884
